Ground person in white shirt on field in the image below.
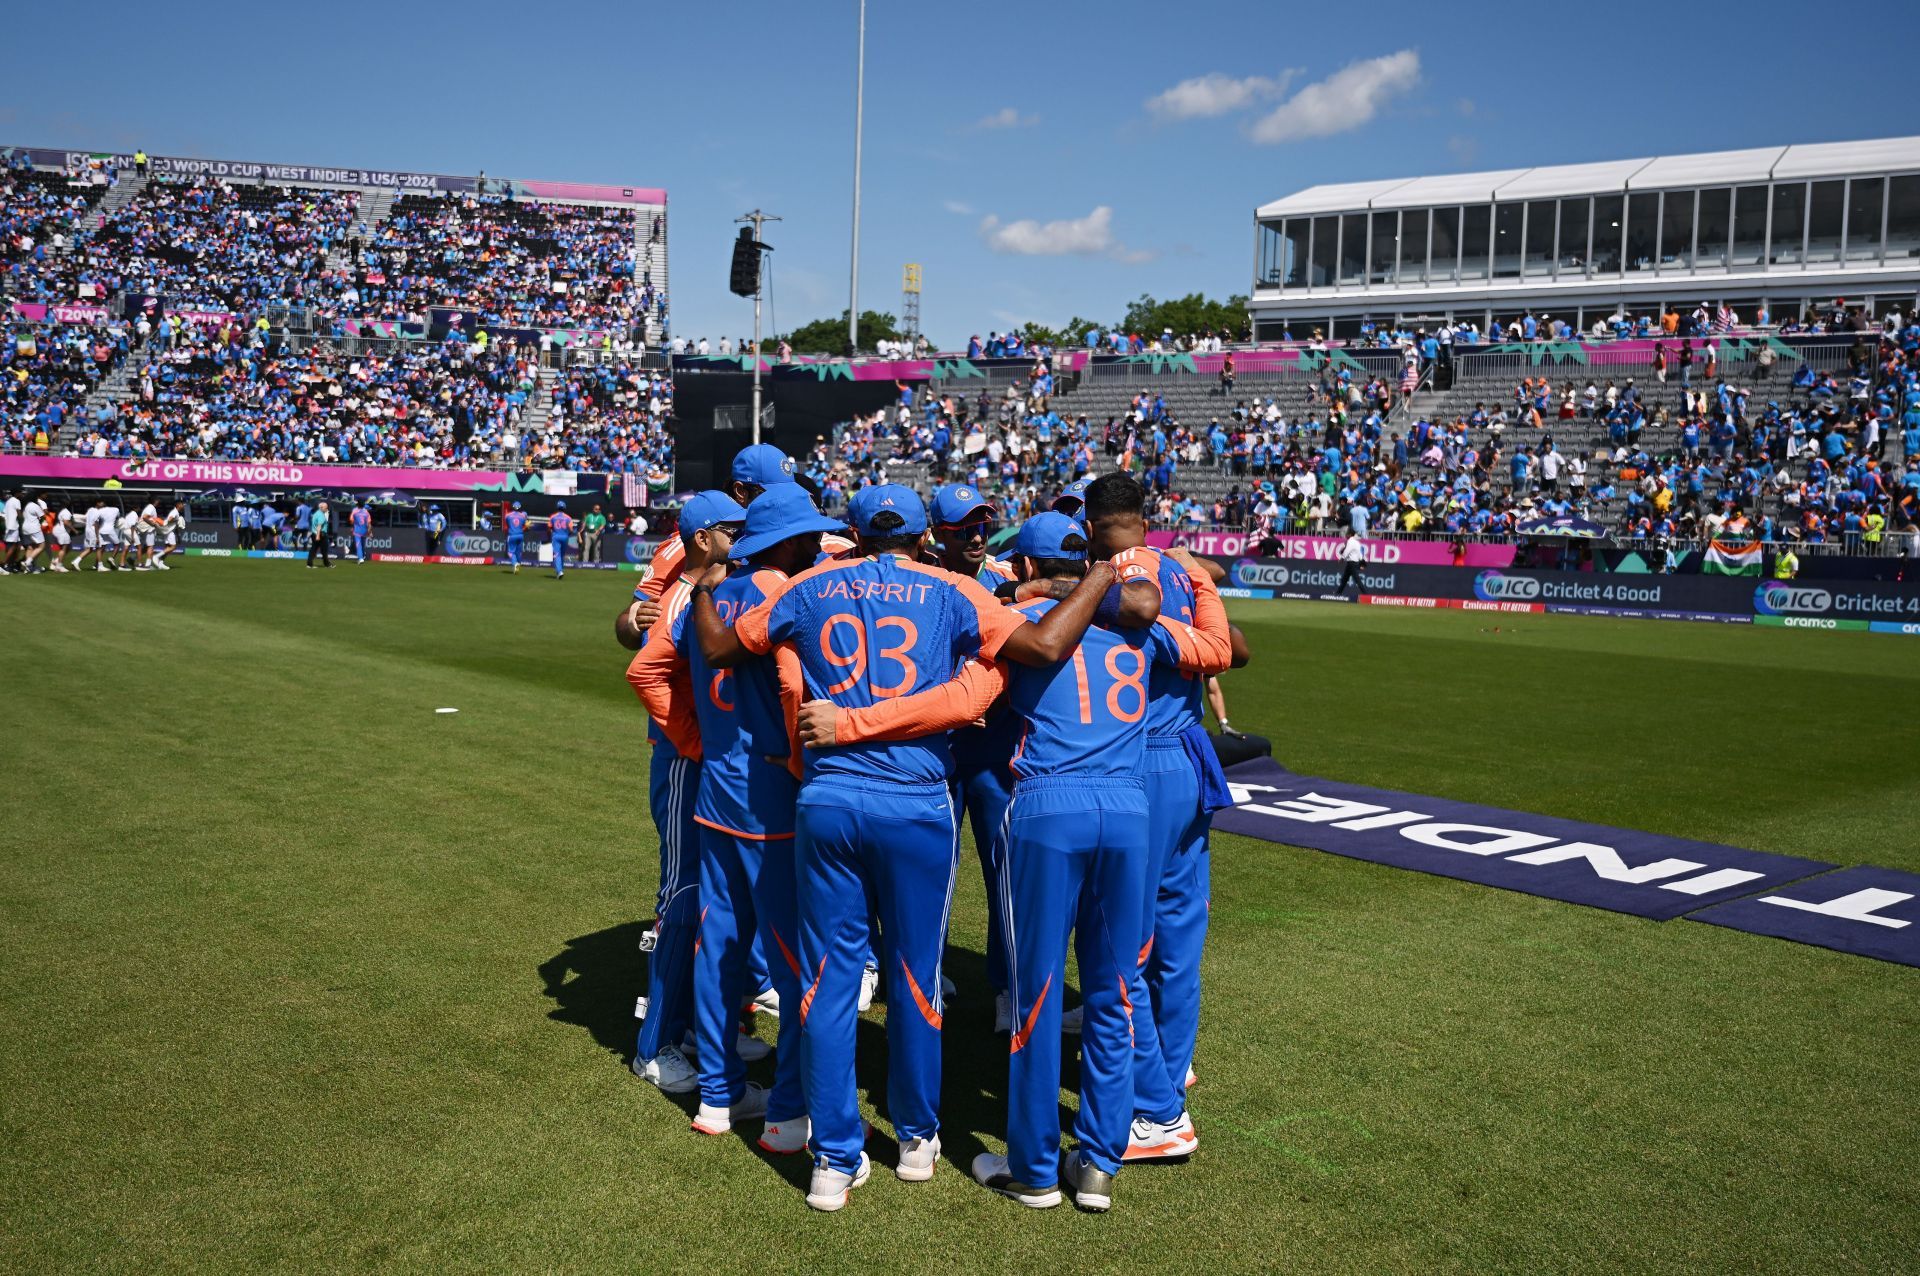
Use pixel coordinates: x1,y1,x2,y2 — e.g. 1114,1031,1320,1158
135,501,165,570
117,507,141,570
154,502,187,568
71,499,108,572
48,503,75,572
1337,528,1367,594
1,489,22,575
19,493,48,573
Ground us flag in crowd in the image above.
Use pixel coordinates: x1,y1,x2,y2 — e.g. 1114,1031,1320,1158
621,473,648,507
1714,305,1736,333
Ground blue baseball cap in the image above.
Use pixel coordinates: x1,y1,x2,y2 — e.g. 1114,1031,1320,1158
731,443,797,487
1051,478,1092,513
556,500,566,510
511,500,522,510
730,483,846,560
931,484,996,526
849,484,929,537
1015,512,1086,560
678,489,748,536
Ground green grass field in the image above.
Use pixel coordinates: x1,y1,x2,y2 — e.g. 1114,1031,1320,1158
3,558,1917,1274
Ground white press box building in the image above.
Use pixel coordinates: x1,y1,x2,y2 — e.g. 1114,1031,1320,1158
1250,135,1920,340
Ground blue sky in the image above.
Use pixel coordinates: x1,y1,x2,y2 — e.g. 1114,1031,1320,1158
5,2,1913,347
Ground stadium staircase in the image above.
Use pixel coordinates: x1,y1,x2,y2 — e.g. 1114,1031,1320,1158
332,187,396,273
637,207,668,347
93,174,146,219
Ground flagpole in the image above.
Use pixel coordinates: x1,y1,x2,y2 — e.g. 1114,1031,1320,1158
848,0,866,357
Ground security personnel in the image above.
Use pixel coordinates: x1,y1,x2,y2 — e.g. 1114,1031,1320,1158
1773,545,1800,580
423,505,447,556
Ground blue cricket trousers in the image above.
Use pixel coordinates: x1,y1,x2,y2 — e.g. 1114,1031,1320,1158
693,826,805,1121
637,747,700,1065
505,535,522,566
1004,777,1147,1183
955,761,1013,994
551,535,568,576
795,777,958,1175
1132,736,1212,1124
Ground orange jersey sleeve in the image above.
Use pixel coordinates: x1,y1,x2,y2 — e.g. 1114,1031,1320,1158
635,534,685,600
833,657,1008,744
1155,567,1232,676
1109,545,1164,588
733,573,794,655
774,641,805,781
626,586,702,758
950,570,1025,660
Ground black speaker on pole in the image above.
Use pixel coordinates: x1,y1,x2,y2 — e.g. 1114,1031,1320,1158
728,227,760,297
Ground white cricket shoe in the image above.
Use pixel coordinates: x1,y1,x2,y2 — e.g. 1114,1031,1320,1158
1186,1064,1198,1089
692,1081,768,1135
734,1031,773,1062
1062,1151,1115,1212
940,973,957,1000
152,561,170,570
1060,1004,1083,1035
751,986,780,1017
857,962,880,1012
758,1114,811,1155
49,563,67,573
134,564,153,571
632,1045,696,1094
993,991,1012,1034
1123,1111,1197,1162
895,1134,939,1181
806,1152,872,1212
636,924,658,953
970,1152,1061,1208
633,995,649,1021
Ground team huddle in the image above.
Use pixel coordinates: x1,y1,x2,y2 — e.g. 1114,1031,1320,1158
1,489,189,574
616,444,1248,1213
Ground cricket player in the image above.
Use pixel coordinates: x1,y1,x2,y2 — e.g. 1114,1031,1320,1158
690,483,1116,1212
548,502,574,578
625,490,747,1095
634,445,856,615
503,501,528,572
805,518,1226,1212
117,505,141,570
1081,473,1238,1161
350,501,372,564
137,500,164,569
678,483,845,1148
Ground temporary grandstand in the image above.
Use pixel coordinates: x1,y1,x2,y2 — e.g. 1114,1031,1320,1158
1251,136,1920,340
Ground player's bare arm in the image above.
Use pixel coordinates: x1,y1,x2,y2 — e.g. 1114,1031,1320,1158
689,562,751,667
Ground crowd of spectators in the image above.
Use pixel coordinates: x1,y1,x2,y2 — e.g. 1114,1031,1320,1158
1,157,110,302
811,307,1917,550
72,176,360,312
2,321,132,453
347,193,654,331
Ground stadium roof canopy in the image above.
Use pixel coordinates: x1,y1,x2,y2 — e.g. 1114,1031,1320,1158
1257,135,1920,218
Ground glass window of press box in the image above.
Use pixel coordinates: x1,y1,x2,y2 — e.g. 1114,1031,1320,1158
1257,172,1919,290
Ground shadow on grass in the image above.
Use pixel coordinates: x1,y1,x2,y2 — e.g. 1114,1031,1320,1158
538,923,1083,1185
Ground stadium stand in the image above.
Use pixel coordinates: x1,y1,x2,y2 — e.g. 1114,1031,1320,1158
2,145,670,473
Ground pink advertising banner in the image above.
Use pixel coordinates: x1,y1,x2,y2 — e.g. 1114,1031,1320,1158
1147,528,1517,568
0,455,519,494
10,302,112,324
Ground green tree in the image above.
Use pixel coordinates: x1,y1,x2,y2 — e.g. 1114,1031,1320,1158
1117,292,1251,341
771,310,907,358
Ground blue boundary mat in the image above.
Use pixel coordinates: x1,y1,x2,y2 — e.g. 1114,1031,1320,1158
1687,866,1920,968
1216,758,1833,922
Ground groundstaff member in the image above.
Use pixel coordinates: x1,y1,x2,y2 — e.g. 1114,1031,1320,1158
306,500,334,568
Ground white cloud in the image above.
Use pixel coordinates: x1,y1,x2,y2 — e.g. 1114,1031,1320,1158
972,106,1038,130
1248,49,1421,144
977,205,1151,263
1445,134,1480,166
942,199,974,215
1145,70,1298,121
